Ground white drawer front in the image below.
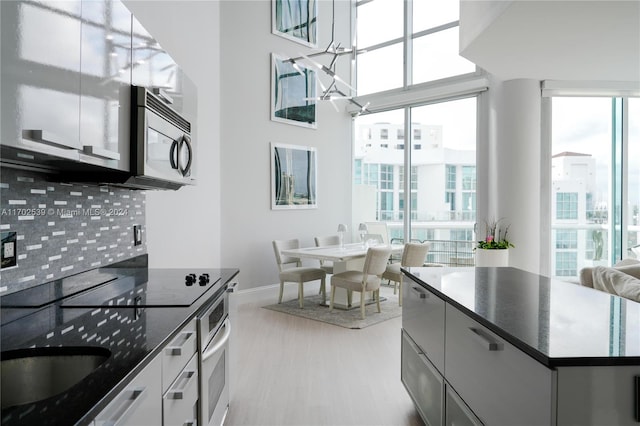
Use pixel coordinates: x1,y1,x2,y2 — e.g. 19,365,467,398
163,353,199,426
445,306,554,426
162,318,197,393
402,276,445,373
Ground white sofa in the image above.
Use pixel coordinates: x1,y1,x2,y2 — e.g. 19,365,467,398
579,259,640,302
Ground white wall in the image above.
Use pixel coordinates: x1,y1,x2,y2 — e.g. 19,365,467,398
219,0,353,290
123,1,222,269
125,1,352,290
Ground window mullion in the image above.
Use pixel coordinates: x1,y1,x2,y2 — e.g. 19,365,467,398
404,0,412,88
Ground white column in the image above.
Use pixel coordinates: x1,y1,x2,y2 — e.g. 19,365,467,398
485,78,543,273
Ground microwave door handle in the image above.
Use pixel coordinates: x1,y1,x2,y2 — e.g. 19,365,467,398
170,139,179,170
180,135,193,177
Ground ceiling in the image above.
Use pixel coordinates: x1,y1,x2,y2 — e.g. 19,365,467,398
459,1,640,82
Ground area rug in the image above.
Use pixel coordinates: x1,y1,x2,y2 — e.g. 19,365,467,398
262,285,401,329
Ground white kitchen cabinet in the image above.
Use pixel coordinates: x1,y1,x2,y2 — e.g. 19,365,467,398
161,318,199,426
162,318,198,392
556,365,640,426
79,0,132,171
1,1,82,162
94,355,162,426
402,276,445,373
401,331,444,426
444,306,554,426
163,354,199,426
1,0,134,172
130,16,196,118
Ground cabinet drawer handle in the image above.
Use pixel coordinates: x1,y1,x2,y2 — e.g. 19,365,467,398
183,420,196,426
167,369,197,400
22,129,80,150
411,286,429,299
97,386,147,426
468,327,503,351
82,145,121,160
634,376,639,422
165,331,195,356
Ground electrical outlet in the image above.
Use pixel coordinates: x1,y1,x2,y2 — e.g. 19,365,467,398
1,231,17,269
133,225,142,246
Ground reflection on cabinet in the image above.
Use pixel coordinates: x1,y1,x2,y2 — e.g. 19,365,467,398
94,355,162,426
401,331,443,426
0,0,131,172
131,16,193,117
1,1,82,163
79,0,132,171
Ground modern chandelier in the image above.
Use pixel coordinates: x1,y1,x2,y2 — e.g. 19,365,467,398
282,0,369,116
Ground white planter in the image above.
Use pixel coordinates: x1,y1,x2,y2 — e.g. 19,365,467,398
475,248,509,267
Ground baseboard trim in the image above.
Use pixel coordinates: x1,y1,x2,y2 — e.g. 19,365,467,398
230,281,323,306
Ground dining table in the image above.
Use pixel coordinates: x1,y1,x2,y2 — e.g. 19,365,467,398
280,242,404,309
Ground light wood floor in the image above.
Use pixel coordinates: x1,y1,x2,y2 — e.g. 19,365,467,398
226,287,425,426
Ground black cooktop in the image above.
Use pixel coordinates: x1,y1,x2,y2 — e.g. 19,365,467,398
60,269,222,308
1,255,223,309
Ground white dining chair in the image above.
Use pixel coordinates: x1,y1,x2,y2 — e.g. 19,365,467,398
314,234,340,274
382,242,431,306
273,239,327,309
330,246,392,320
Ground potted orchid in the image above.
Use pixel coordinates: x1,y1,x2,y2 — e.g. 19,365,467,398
475,218,514,266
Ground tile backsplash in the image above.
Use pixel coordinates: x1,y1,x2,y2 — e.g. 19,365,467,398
0,167,146,295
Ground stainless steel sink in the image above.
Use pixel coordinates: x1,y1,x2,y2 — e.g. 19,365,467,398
1,346,110,409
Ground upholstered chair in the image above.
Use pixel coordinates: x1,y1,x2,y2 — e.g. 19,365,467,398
382,242,431,306
273,239,327,309
330,246,392,320
314,235,341,274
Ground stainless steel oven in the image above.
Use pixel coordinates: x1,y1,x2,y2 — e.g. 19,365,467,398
198,287,230,426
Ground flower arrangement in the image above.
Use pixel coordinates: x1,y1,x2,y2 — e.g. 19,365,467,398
476,218,514,250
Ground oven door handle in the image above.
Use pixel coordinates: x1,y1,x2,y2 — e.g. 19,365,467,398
202,318,230,362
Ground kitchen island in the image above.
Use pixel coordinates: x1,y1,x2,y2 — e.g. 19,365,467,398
401,266,640,426
1,259,239,426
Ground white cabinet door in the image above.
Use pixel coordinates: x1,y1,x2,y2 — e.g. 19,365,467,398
94,355,162,426
402,276,445,373
79,0,132,171
1,1,82,158
161,318,198,393
557,365,640,426
401,331,444,426
445,306,554,426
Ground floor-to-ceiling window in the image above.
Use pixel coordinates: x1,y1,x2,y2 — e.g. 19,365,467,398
549,96,640,279
352,0,481,265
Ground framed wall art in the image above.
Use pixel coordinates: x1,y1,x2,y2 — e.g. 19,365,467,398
271,53,317,128
271,142,317,210
272,0,317,47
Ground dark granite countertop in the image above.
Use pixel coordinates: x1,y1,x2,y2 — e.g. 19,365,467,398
0,267,239,426
402,266,640,368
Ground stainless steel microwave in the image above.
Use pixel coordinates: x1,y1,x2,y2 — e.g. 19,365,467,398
130,85,196,190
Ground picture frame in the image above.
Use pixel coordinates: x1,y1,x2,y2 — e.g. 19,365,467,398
271,53,317,129
272,0,318,48
271,142,317,210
